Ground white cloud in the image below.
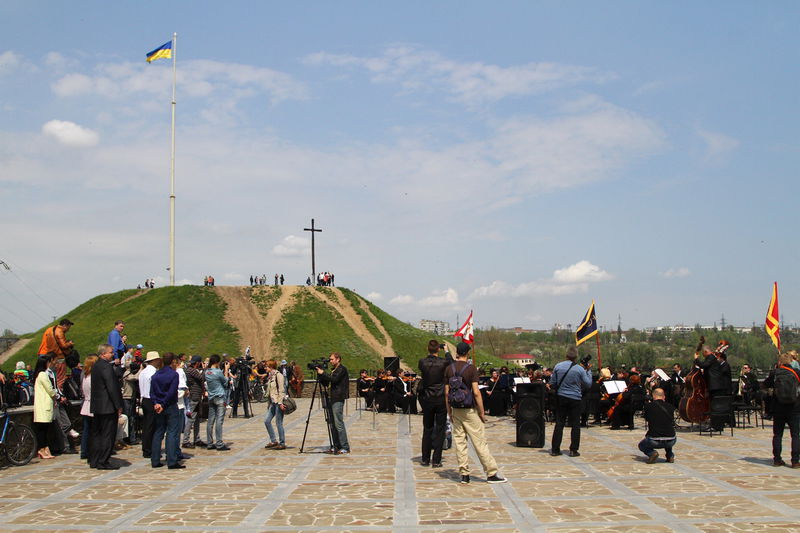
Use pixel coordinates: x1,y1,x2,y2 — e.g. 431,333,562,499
272,235,310,257
419,288,459,307
470,261,611,300
696,128,739,160
0,51,21,75
52,59,308,106
389,294,414,305
41,120,99,147
661,267,690,279
304,46,613,107
366,292,382,301
552,260,613,283
388,288,459,308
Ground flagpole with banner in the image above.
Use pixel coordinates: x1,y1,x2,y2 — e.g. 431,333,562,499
766,281,781,353
575,300,600,367
168,32,177,286
146,34,178,286
454,310,475,364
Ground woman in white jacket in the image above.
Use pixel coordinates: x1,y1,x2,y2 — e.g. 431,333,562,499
263,359,287,450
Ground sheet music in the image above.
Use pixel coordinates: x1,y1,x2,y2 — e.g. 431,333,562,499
654,368,670,381
513,377,531,384
603,380,627,394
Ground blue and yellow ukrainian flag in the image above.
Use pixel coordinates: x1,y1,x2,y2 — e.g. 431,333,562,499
146,41,172,63
575,300,598,346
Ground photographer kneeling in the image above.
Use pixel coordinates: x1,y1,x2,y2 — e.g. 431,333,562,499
316,352,350,455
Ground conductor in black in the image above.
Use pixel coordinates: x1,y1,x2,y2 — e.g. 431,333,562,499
418,340,449,467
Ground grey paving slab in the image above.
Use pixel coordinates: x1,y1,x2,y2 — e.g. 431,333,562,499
0,399,799,532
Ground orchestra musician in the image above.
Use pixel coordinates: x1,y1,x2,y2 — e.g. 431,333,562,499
374,369,395,413
392,372,417,415
669,363,686,408
739,363,760,407
592,367,613,425
356,369,375,410
485,370,512,416
609,374,645,430
693,340,732,430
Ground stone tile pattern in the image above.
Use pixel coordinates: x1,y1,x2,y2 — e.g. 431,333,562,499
0,398,798,532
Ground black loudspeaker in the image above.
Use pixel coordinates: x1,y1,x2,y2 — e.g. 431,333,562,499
516,382,545,447
383,356,400,373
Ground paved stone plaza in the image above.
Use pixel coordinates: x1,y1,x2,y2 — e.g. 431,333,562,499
0,398,799,532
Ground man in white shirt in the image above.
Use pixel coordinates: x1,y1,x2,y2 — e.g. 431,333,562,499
139,351,162,459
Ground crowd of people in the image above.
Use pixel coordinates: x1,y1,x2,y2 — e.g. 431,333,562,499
9,318,303,470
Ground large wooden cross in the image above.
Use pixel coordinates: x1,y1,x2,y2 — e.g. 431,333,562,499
303,218,322,285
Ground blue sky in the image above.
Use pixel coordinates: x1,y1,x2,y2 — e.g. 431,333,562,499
1,1,799,335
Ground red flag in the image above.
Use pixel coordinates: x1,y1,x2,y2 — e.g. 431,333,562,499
766,282,781,351
454,310,474,344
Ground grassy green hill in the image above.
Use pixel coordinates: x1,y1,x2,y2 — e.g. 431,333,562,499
5,286,240,371
3,285,479,375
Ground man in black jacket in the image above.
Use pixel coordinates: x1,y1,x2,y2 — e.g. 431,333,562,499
89,343,124,470
695,342,732,430
316,352,350,454
418,340,448,467
638,388,676,463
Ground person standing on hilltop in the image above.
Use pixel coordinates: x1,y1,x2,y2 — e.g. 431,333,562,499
280,274,284,285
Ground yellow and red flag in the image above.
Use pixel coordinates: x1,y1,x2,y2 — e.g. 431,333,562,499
765,282,780,351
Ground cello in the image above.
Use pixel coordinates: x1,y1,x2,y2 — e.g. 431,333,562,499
678,335,710,423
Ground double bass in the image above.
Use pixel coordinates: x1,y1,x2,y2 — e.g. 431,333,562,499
678,335,709,423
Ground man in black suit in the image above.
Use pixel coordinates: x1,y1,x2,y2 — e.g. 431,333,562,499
694,342,733,430
89,343,124,469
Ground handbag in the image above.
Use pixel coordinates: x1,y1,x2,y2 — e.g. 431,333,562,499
282,396,297,415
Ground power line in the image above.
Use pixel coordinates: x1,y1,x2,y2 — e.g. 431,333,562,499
0,278,50,325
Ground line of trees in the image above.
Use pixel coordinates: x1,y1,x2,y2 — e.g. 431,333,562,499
475,325,795,374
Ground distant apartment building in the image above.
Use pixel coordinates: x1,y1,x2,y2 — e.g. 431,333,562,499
418,319,450,335
498,327,535,335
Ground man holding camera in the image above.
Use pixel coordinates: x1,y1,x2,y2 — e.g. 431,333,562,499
549,346,592,457
418,340,448,467
316,352,350,454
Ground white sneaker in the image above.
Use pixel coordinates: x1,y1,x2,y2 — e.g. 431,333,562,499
68,430,80,438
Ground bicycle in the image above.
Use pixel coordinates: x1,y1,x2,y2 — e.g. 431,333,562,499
250,380,268,403
0,408,37,466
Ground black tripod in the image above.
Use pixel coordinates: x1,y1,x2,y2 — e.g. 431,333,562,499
299,379,337,453
230,369,253,418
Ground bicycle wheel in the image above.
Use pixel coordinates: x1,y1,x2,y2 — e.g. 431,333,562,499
5,421,37,466
252,384,265,403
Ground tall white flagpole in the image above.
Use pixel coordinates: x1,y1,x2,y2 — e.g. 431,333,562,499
169,32,177,286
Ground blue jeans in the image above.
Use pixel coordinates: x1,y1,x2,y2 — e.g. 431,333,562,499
81,416,91,459
264,402,285,445
152,403,181,467
206,396,226,448
638,436,676,459
331,400,349,452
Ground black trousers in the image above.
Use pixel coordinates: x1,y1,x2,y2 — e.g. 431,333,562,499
88,412,116,468
420,398,447,464
141,398,155,456
551,396,583,453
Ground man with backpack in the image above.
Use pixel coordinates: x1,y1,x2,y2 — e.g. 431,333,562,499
771,352,800,468
444,342,505,484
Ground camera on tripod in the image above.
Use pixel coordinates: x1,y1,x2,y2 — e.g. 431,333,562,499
235,355,255,375
307,357,328,371
580,354,592,367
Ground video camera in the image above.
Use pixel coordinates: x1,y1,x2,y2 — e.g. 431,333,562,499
307,357,328,371
580,354,592,367
234,355,255,375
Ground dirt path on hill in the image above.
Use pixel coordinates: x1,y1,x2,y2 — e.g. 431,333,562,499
214,285,299,360
0,338,32,365
309,288,395,358
353,293,395,356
